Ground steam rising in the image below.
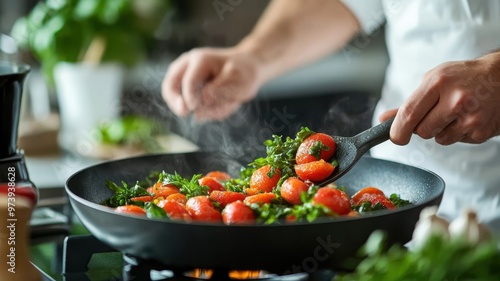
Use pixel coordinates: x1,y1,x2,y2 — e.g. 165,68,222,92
167,92,378,164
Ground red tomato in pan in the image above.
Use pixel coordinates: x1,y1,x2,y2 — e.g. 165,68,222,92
186,196,221,222
159,201,191,221
351,186,386,205
165,193,187,205
147,182,180,198
312,187,351,215
243,193,276,206
295,159,335,182
130,195,154,203
205,171,232,182
249,165,281,192
243,188,261,196
222,201,255,225
209,190,246,207
280,177,309,205
296,133,336,164
354,193,396,210
114,205,147,216
198,176,225,192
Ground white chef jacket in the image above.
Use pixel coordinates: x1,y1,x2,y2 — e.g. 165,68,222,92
341,0,500,232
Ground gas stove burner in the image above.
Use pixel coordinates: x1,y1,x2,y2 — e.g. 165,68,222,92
60,235,335,281
123,253,311,281
141,268,310,281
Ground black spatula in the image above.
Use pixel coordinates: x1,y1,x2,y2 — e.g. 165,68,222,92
317,116,395,186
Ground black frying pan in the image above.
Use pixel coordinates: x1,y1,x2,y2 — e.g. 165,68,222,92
65,152,444,273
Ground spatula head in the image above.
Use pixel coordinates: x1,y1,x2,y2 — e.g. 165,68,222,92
316,136,359,186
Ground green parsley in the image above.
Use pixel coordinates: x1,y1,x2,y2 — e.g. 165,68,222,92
159,172,209,199
102,180,149,207
335,231,500,280
309,140,330,160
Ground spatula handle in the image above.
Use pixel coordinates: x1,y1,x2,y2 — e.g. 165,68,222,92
353,116,395,155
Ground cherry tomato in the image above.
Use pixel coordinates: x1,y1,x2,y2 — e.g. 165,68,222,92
312,187,351,215
286,214,297,223
355,193,396,210
351,186,386,205
222,201,255,225
130,195,154,202
114,205,146,216
295,160,335,182
205,171,232,182
147,182,180,198
186,196,222,222
159,201,191,221
296,133,336,164
209,190,247,207
347,210,360,217
243,188,261,196
249,165,281,192
243,193,276,206
166,193,187,205
198,176,225,193
280,177,309,205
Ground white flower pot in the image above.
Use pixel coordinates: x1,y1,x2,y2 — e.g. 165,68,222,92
54,62,124,154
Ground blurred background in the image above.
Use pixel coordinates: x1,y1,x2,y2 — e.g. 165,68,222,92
1,0,389,162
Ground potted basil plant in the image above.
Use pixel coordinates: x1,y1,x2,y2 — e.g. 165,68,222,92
11,0,170,153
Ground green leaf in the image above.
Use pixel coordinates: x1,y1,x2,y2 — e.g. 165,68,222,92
99,0,129,24
32,15,64,55
335,232,500,280
97,115,164,152
389,193,412,207
10,18,30,48
46,0,69,10
308,140,329,160
105,180,123,193
102,180,149,207
160,172,209,199
144,202,167,219
245,127,315,187
74,0,100,19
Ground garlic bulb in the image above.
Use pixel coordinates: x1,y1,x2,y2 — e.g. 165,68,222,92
411,206,450,250
448,209,491,244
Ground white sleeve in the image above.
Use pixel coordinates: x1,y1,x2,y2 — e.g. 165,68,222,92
340,0,385,34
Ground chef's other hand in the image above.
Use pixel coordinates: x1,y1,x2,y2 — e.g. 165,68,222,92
161,47,262,121
381,52,500,146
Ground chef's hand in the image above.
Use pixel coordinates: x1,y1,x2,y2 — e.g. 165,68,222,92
380,52,500,146
161,47,263,121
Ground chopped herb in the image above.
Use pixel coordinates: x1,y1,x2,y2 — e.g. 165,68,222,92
291,202,335,222
248,127,314,182
159,172,209,199
352,201,387,213
249,203,291,224
389,193,412,207
224,166,253,192
102,180,149,207
309,141,329,160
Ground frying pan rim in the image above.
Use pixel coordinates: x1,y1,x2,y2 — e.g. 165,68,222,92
65,152,445,228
